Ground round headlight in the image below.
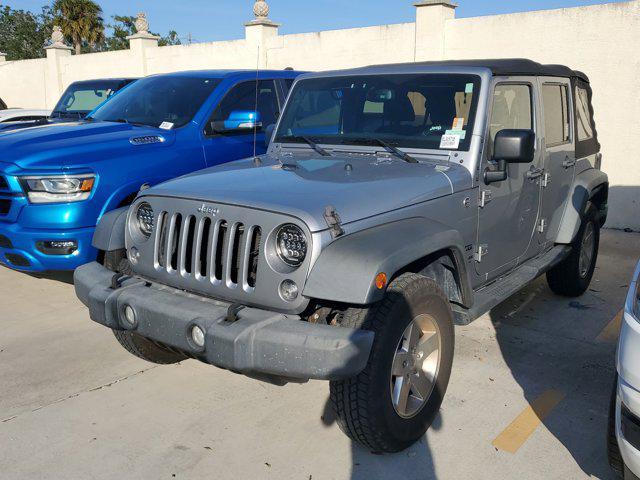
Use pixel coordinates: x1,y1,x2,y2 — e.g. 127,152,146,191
276,224,308,267
136,202,154,238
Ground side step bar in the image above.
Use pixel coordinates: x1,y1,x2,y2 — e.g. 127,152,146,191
453,245,571,325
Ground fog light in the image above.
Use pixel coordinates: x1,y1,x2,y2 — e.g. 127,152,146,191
191,325,205,348
128,246,140,265
279,280,299,302
36,240,78,255
123,305,136,326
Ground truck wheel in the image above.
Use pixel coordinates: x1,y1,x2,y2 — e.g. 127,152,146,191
329,273,455,453
112,330,187,365
102,249,133,276
547,203,599,297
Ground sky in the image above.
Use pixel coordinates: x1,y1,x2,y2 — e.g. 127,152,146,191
6,0,629,43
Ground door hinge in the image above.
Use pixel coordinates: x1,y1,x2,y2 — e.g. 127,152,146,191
538,218,547,233
479,190,493,208
475,244,488,262
324,205,345,239
542,173,551,188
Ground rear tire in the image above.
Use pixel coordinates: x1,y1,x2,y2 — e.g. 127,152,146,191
547,203,599,297
112,330,186,365
329,273,455,453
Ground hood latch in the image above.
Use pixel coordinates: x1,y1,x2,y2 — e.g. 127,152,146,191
324,205,344,239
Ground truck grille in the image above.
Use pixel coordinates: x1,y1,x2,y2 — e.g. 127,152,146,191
155,211,262,289
0,176,8,191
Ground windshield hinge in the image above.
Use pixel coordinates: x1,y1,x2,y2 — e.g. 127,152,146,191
324,205,344,239
479,190,493,208
475,244,488,263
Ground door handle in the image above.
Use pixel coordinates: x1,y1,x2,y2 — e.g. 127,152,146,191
526,167,544,179
562,157,576,168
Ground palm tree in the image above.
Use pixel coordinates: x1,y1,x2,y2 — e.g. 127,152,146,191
52,0,105,55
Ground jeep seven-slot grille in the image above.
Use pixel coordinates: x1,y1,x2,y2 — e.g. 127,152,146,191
155,211,262,289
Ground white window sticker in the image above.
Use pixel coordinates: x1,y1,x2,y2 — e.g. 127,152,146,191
465,83,474,94
159,121,174,130
445,129,467,140
440,134,461,150
452,117,465,130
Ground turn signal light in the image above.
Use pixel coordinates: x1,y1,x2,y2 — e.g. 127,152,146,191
375,272,388,290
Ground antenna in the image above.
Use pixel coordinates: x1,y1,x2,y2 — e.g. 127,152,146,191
252,45,260,161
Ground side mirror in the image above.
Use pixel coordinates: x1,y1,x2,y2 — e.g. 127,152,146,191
211,110,262,134
265,124,276,148
485,129,536,184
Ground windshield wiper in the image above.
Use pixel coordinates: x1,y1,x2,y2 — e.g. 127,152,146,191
283,136,332,157
111,118,147,127
343,137,418,164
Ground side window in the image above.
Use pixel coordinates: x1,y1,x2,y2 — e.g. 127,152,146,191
575,85,594,142
209,80,279,133
489,84,533,144
542,84,571,146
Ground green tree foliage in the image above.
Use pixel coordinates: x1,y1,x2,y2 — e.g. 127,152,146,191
0,4,53,60
52,0,105,55
103,15,181,51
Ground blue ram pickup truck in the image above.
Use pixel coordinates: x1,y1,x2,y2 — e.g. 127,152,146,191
0,69,302,272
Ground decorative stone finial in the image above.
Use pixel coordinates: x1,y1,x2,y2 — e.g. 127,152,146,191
51,26,65,46
253,0,270,19
0,52,6,62
135,12,150,35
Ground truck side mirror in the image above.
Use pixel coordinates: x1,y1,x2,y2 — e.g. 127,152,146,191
485,129,536,184
210,110,262,134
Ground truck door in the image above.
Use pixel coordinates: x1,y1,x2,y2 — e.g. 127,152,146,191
202,80,280,166
537,78,575,247
476,79,543,281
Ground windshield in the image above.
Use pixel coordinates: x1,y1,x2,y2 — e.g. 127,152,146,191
275,74,481,151
90,76,221,129
52,80,129,118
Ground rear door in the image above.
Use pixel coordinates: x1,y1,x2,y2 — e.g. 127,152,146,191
538,78,575,246
202,79,281,166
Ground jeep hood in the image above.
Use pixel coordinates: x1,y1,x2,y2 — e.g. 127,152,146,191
144,153,472,232
0,121,176,171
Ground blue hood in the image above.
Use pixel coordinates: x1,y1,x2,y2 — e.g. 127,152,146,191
0,121,176,171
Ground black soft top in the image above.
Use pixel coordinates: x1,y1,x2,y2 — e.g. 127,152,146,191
374,58,590,83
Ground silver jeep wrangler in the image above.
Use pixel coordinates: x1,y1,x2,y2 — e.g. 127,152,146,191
75,59,608,453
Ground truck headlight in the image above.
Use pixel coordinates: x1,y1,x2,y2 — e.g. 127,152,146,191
20,174,95,204
276,224,307,267
135,202,154,238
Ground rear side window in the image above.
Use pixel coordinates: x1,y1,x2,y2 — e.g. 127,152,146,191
489,84,533,143
542,84,571,146
575,86,594,142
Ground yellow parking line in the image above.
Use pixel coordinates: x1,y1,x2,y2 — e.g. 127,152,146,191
596,309,623,343
492,390,566,454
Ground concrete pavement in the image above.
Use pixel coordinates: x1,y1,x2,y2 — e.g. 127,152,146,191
1,230,638,480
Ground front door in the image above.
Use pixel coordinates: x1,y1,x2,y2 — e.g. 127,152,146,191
202,79,280,166
476,79,543,281
538,78,575,246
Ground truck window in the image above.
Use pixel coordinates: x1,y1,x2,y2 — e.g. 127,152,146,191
489,84,533,143
575,86,594,141
210,80,279,131
542,84,570,146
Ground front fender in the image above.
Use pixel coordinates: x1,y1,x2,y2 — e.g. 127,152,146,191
556,169,608,244
303,217,467,305
92,206,129,252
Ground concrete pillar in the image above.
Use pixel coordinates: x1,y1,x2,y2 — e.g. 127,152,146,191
414,1,457,61
245,0,280,69
44,27,73,108
126,13,160,76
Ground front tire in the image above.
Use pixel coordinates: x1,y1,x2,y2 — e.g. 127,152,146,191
329,273,455,453
547,203,600,297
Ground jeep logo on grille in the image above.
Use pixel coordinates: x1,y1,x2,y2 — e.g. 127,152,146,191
197,204,219,216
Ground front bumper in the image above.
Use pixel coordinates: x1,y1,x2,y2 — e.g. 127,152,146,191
0,222,96,272
74,262,375,383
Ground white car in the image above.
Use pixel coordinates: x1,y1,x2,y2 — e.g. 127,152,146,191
609,260,640,479
0,108,51,123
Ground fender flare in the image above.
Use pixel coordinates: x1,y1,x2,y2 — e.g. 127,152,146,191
556,169,608,244
303,217,471,306
92,207,129,252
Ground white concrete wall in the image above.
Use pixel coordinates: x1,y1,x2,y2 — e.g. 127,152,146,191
0,0,638,229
